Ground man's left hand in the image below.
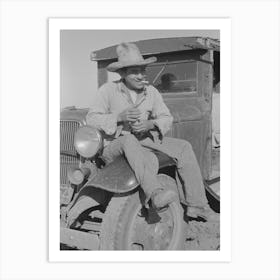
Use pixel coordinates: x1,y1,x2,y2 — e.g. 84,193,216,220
131,120,154,133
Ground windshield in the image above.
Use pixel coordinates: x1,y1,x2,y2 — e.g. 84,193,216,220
146,61,198,95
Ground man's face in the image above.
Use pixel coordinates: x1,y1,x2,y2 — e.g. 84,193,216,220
122,66,147,90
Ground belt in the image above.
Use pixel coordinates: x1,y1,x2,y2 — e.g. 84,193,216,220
131,130,153,141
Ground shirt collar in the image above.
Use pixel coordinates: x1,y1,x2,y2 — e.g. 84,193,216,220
119,79,147,96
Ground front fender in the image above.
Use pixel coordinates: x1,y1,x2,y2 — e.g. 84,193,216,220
63,153,177,227
83,151,176,194
84,156,138,193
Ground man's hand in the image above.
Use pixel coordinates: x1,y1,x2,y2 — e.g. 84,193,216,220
117,107,141,122
131,120,154,133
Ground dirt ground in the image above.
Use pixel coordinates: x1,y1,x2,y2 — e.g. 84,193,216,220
184,220,220,250
181,147,220,251
61,218,220,251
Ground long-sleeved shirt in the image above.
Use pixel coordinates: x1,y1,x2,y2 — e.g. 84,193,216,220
86,80,173,144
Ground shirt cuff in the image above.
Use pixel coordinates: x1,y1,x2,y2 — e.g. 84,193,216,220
152,119,171,136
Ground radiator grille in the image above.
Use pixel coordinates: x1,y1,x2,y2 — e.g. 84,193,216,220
60,120,81,185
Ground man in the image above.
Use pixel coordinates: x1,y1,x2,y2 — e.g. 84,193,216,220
86,42,219,221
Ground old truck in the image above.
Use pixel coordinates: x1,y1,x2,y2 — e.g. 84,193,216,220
60,36,220,250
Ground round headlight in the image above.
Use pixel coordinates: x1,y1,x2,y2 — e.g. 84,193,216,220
74,125,103,158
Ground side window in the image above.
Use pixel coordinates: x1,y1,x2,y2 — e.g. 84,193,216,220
146,61,198,95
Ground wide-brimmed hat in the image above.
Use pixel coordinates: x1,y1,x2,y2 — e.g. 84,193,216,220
107,42,157,72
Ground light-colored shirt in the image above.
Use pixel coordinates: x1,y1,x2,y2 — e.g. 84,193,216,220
127,88,137,103
86,80,173,143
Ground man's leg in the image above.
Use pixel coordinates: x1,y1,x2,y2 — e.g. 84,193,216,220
102,134,176,207
165,138,209,207
141,137,208,207
141,137,219,221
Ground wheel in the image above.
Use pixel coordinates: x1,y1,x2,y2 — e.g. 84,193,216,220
99,174,185,250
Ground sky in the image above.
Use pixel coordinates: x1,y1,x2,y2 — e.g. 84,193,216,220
61,29,220,108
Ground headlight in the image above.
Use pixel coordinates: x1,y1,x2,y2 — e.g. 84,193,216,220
74,125,103,158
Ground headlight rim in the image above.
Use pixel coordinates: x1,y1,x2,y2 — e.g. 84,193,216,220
74,125,103,159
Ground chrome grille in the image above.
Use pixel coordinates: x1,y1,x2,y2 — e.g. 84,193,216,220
60,120,81,185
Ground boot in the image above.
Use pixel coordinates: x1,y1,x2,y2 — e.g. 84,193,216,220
187,205,220,222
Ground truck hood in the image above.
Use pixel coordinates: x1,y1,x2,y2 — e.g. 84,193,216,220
60,107,89,123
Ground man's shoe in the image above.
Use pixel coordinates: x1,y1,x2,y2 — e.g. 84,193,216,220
151,189,177,209
187,206,220,222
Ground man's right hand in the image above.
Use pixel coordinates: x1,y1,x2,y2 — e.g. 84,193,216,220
117,107,141,122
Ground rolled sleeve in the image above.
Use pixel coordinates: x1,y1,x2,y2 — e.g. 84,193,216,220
86,84,118,135
151,87,173,136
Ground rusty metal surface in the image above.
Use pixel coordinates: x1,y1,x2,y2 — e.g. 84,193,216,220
164,96,211,179
85,156,138,193
60,228,99,250
66,195,100,227
85,153,176,193
92,37,220,61
60,107,88,123
165,99,203,123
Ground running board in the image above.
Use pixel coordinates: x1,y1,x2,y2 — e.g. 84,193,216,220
60,228,99,250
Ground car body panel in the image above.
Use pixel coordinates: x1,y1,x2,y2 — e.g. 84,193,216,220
84,152,176,194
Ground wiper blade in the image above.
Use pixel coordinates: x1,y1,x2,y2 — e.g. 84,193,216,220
152,60,168,85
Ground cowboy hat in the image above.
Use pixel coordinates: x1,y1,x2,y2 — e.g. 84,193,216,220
107,42,157,72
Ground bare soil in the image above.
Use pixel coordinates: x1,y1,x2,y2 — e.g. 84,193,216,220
61,219,220,251
184,220,220,250
181,146,220,251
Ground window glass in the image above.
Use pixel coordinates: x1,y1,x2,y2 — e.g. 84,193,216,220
146,61,198,95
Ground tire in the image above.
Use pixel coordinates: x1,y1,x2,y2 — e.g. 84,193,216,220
100,174,185,250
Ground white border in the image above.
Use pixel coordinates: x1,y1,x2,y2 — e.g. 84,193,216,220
49,18,231,262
